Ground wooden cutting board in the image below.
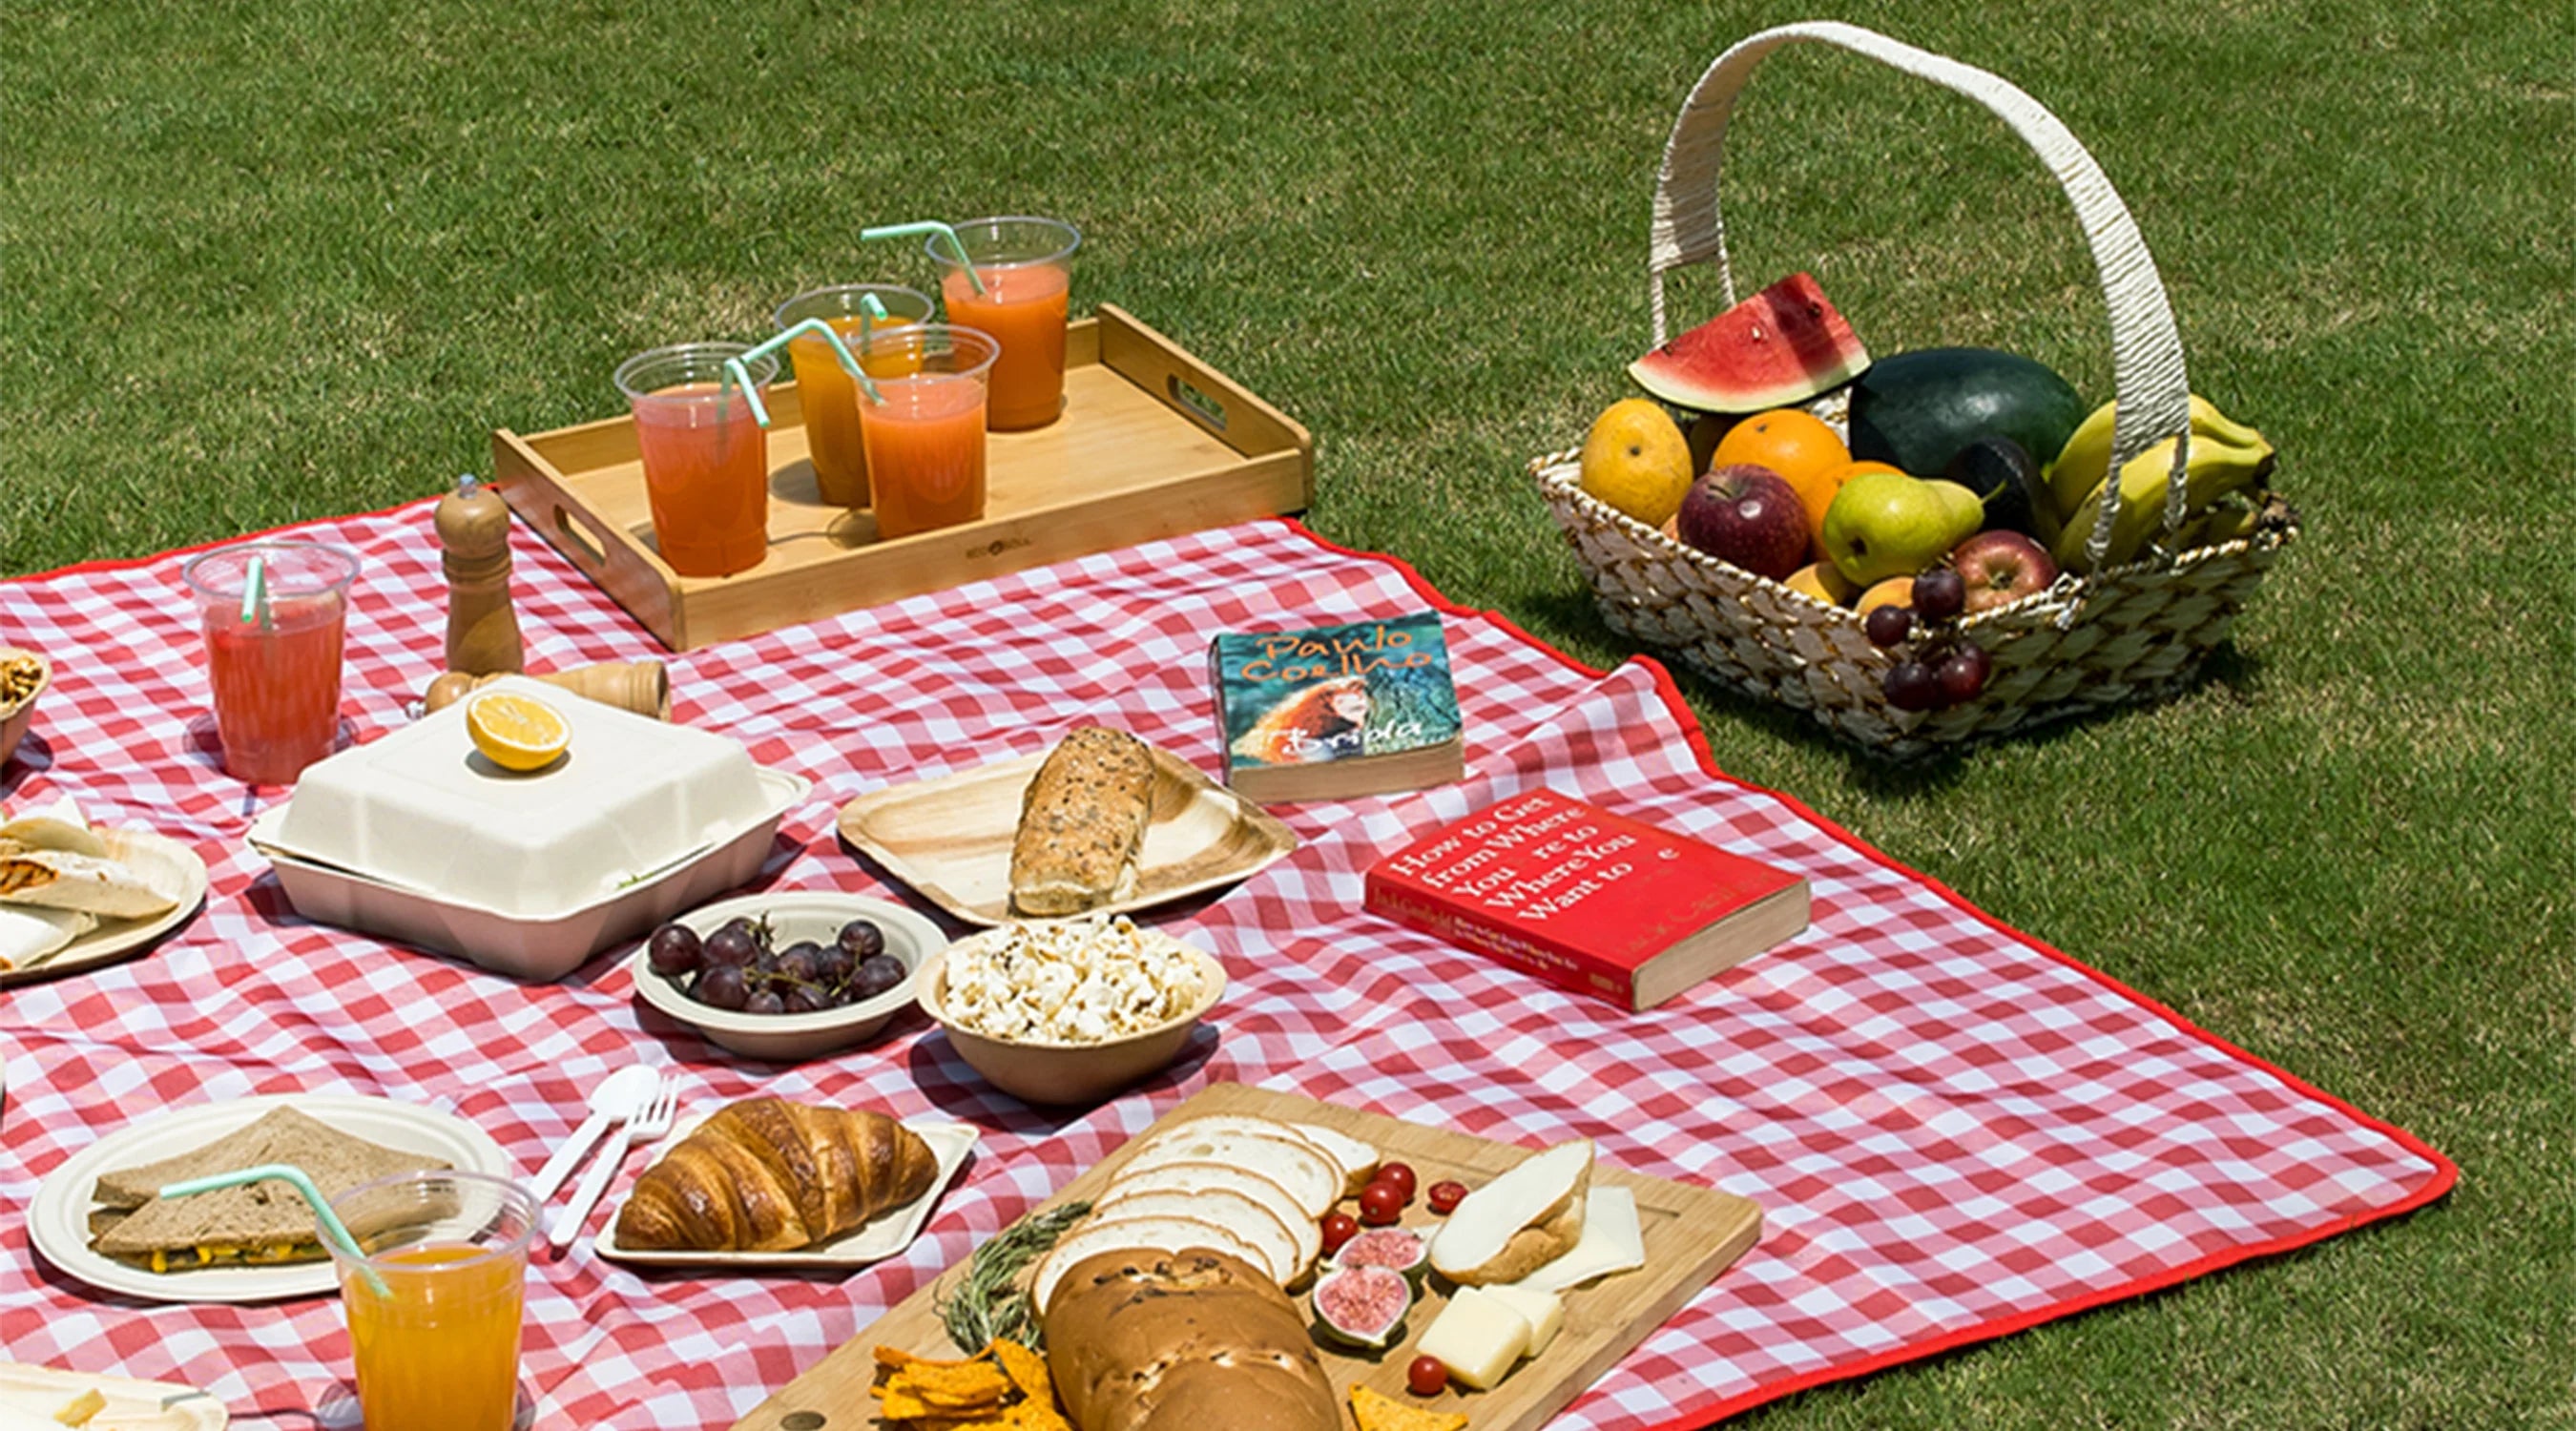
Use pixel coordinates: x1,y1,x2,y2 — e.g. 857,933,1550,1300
730,1082,1763,1431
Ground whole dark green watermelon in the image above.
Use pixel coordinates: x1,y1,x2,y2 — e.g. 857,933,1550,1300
1847,348,2089,479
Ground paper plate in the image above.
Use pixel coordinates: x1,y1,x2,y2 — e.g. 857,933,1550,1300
30,1092,512,1304
835,742,1297,925
596,1117,976,1269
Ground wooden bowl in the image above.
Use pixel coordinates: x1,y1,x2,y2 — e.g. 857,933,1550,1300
0,647,49,772
915,931,1226,1106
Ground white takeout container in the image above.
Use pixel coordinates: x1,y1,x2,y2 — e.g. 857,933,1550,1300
262,676,782,916
246,678,811,980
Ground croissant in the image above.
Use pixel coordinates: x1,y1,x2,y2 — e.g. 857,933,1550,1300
613,1099,939,1252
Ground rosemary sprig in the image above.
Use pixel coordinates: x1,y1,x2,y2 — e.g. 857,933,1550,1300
938,1199,1094,1354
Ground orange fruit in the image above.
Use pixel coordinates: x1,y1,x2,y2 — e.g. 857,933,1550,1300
1857,576,1916,614
1800,459,1908,554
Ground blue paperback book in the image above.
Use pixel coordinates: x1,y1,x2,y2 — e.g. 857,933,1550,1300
1210,612,1465,803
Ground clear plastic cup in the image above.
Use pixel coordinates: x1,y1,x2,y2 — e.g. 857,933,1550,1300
180,540,359,785
327,1171,536,1431
853,323,1002,540
771,283,938,508
926,217,1081,430
613,342,778,578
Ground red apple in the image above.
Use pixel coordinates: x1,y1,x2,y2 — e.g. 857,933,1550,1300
1676,464,1810,581
1949,529,2059,614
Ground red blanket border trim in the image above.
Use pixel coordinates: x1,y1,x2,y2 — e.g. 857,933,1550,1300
1274,516,2458,1430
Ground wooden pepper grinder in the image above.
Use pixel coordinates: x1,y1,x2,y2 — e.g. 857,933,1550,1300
437,474,525,676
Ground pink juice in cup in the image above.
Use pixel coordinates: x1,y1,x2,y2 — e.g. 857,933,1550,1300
182,541,358,786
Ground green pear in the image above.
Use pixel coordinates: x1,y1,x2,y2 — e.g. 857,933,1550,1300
1821,471,1986,586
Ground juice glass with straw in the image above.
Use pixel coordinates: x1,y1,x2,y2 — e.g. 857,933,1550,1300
925,217,1080,430
327,1171,536,1431
771,283,935,508
180,541,359,786
855,323,1002,540
614,342,777,577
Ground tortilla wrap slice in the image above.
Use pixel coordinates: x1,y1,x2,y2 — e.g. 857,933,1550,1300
90,1107,454,1271
0,903,94,971
0,848,176,921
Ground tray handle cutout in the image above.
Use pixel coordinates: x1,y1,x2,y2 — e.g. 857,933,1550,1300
1168,374,1229,434
549,499,612,573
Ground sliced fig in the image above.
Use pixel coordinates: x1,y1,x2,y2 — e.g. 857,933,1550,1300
1332,1226,1430,1287
1311,1263,1412,1349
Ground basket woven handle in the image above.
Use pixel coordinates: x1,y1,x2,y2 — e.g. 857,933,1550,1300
1651,21,2192,570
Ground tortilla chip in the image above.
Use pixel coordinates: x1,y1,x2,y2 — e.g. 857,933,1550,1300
989,1339,1051,1402
1351,1383,1470,1431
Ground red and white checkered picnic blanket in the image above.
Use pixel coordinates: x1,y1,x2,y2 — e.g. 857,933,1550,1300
0,506,2450,1428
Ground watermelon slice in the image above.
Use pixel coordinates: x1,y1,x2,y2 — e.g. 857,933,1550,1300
1629,272,1871,413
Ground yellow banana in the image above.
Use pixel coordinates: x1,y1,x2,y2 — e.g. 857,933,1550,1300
2046,394,2270,519
2052,431,2277,573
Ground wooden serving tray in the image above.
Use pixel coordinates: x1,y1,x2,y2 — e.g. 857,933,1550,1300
492,306,1313,651
730,1082,1764,1431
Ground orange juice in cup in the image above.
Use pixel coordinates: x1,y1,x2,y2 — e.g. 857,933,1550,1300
614,342,777,578
930,217,1080,431
181,541,359,786
857,323,1001,540
772,283,934,508
329,1172,536,1431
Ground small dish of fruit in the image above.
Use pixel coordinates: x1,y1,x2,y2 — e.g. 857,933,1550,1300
624,891,948,1062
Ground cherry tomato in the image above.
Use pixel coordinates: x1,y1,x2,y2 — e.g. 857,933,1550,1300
1426,1179,1469,1215
1319,1211,1360,1256
1375,1161,1419,1199
1358,1181,1406,1226
1407,1355,1448,1397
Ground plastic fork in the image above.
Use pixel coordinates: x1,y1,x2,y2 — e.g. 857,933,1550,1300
550,1072,677,1249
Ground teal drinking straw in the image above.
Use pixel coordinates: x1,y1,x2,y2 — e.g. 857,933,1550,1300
722,314,889,427
157,1162,388,1296
239,553,271,632
860,220,988,296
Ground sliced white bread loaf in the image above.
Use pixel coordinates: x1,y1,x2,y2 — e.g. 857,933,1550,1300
1118,1130,1340,1218
1032,1213,1267,1317
1103,1157,1320,1274
1288,1121,1381,1198
1083,1186,1299,1285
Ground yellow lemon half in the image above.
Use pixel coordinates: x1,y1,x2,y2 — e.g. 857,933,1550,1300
467,691,570,772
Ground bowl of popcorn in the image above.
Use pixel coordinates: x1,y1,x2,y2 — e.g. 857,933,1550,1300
0,647,49,773
915,916,1227,1106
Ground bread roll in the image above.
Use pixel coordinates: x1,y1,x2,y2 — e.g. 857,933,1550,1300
1008,726,1154,917
1043,1248,1338,1431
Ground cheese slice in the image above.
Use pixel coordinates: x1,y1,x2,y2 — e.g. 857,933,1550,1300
1510,1184,1643,1294
1480,1282,1566,1356
1416,1287,1530,1390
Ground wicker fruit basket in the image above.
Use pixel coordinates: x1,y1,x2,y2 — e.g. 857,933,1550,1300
1534,21,2298,759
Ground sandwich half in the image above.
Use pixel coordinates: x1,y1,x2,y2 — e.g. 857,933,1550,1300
88,1106,453,1274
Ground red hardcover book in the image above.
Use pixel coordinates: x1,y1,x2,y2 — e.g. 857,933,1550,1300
1363,787,1810,1011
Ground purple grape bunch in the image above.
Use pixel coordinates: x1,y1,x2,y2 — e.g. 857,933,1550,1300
1865,564,1991,712
649,913,906,1015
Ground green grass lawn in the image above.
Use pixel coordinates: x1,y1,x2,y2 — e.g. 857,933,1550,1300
6,0,2569,1423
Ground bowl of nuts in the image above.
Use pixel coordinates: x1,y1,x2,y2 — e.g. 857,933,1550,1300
0,648,48,772
915,916,1227,1105
627,890,946,1061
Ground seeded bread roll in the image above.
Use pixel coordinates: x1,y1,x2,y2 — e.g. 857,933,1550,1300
1008,726,1154,917
1042,1247,1339,1431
